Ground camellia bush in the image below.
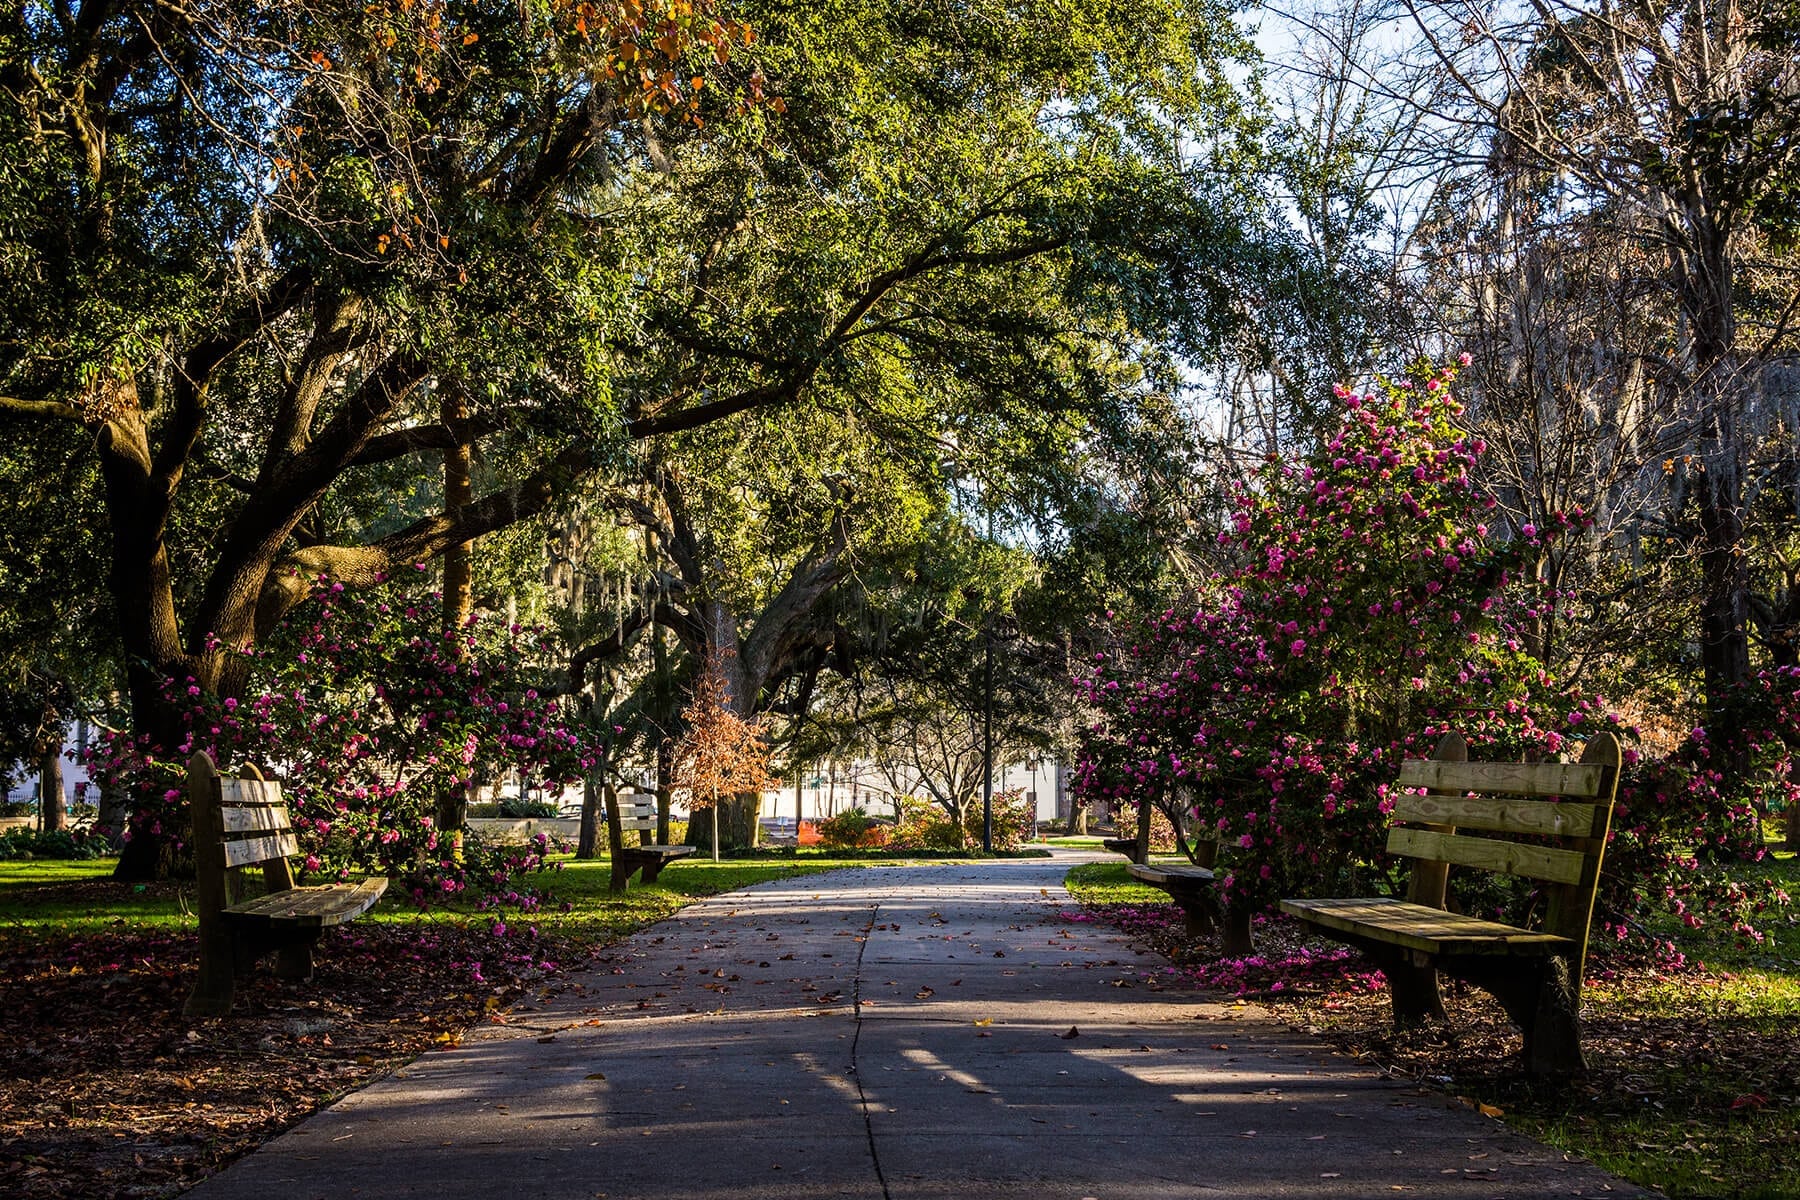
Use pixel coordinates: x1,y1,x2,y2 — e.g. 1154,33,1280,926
1076,361,1793,957
87,576,595,904
1075,363,1620,943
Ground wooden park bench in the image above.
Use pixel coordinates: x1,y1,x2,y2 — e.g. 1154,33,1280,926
1101,836,1140,859
607,790,695,892
183,752,387,1018
1127,862,1218,936
1280,731,1621,1077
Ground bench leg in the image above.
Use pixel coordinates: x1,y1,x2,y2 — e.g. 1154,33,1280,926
184,931,239,1018
275,934,316,982
1220,908,1255,956
1521,957,1584,1078
1456,957,1585,1079
611,858,640,893
640,858,670,885
1386,961,1447,1026
1177,900,1214,938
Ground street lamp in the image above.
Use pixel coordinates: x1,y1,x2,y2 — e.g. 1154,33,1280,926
981,613,1020,853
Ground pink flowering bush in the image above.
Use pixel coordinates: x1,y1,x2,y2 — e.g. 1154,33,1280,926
86,577,595,903
1075,363,1584,917
1074,361,1792,954
1594,679,1797,953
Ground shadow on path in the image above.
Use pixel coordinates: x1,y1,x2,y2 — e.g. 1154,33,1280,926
184,854,1647,1200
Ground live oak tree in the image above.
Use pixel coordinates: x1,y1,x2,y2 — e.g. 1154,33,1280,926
0,0,1269,874
0,0,772,872
542,0,1278,844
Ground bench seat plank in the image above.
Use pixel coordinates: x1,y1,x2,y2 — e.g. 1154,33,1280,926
1280,896,1577,957
1128,864,1216,888
619,845,696,862
223,878,389,929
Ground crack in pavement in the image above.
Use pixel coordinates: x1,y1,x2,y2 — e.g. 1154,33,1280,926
849,901,892,1200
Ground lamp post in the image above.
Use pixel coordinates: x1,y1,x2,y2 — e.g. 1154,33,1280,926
982,612,994,852
980,612,1020,854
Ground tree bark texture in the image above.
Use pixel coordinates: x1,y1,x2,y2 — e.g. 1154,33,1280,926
38,741,66,834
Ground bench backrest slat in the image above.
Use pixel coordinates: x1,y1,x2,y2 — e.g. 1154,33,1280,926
216,778,298,868
1387,731,1622,987
1395,758,1606,798
223,831,301,868
220,804,290,834
616,793,658,833
1389,794,1605,838
1387,826,1587,885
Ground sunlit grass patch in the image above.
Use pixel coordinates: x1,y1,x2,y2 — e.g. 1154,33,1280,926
1062,860,1166,904
0,853,873,944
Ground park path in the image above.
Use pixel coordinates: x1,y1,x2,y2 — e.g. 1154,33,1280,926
184,853,1647,1200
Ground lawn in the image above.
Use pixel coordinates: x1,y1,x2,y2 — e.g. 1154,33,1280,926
1062,858,1800,1200
0,851,883,1200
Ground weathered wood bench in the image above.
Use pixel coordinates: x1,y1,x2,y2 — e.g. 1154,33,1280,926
184,752,387,1017
1101,837,1140,859
1280,731,1621,1077
607,790,695,892
1127,862,1218,936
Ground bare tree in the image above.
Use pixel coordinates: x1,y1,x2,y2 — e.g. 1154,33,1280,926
1396,0,1800,720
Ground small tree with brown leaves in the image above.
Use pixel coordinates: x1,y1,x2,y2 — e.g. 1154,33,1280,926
671,652,778,861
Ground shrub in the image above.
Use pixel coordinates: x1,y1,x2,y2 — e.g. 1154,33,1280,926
0,826,109,861
499,797,561,818
890,797,969,850
1111,803,1180,852
85,577,596,905
1074,361,1596,918
814,807,892,848
886,791,1034,852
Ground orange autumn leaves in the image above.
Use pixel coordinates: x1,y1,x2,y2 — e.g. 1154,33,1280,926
670,650,777,810
552,0,781,123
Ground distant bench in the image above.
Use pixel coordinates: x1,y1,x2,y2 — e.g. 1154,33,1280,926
607,791,695,892
1280,732,1621,1078
1126,862,1218,936
184,752,387,1017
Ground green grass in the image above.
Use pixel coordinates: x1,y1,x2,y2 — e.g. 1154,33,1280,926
1043,835,1105,848
1062,861,1165,904
1512,967,1800,1200
1661,847,1800,970
0,858,197,934
1518,1111,1799,1200
0,858,117,888
0,853,882,943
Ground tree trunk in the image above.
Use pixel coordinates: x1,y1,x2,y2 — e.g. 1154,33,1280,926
433,388,476,852
1065,801,1089,835
38,740,66,834
656,738,674,844
577,773,601,859
1697,478,1751,708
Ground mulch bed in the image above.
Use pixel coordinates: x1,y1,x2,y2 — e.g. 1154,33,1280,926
0,880,576,1200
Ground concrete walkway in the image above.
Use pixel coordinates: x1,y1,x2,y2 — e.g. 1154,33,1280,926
186,854,1647,1200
